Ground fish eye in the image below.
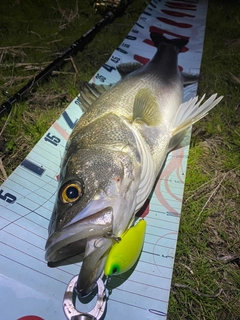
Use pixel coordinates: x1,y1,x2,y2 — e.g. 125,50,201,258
59,180,84,203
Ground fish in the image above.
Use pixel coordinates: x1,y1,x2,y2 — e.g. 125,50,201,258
45,32,223,296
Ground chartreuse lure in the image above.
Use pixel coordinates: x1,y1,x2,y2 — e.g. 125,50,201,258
104,219,146,276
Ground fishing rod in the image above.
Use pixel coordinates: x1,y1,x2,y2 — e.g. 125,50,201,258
0,0,132,116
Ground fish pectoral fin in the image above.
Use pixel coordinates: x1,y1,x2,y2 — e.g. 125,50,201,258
117,62,143,78
182,72,200,86
171,93,224,137
132,88,162,126
78,82,112,110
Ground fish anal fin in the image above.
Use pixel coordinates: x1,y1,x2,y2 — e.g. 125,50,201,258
168,130,188,152
78,82,112,111
117,62,143,78
182,73,200,86
171,94,223,137
133,88,162,126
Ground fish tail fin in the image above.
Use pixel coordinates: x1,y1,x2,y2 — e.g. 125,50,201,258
150,32,188,53
171,93,224,137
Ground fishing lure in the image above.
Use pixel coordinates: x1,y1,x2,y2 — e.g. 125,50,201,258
104,219,146,276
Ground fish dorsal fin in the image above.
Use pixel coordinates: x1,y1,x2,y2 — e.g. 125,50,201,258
117,62,142,78
132,88,161,126
78,82,112,110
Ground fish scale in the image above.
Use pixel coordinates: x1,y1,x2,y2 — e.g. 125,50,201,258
74,113,140,154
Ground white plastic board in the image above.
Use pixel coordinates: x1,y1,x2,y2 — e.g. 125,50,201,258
0,0,208,319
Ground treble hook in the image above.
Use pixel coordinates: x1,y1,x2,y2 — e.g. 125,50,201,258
63,275,107,320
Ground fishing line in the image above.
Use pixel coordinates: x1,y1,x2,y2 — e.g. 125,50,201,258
0,0,133,116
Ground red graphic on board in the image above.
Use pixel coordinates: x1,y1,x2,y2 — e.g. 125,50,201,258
133,55,150,65
161,9,194,18
178,65,183,72
153,231,178,276
150,26,189,40
18,316,44,320
165,2,197,11
52,121,70,141
143,39,189,53
154,148,186,217
133,54,184,71
136,198,150,218
157,17,192,28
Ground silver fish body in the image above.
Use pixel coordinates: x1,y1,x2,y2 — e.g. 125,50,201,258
45,33,223,296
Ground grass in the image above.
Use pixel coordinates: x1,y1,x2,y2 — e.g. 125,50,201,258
168,1,240,318
0,0,240,319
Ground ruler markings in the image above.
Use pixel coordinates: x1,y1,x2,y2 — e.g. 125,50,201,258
110,285,168,306
0,0,209,318
0,254,69,296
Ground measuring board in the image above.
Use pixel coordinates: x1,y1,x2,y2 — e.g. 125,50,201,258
0,0,209,319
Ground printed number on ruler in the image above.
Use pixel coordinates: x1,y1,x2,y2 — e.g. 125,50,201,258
122,42,130,49
131,29,139,34
0,189,17,204
95,73,106,82
126,35,137,41
44,133,61,146
102,64,116,73
110,56,121,64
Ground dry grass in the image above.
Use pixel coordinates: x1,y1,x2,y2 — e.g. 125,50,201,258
0,0,239,319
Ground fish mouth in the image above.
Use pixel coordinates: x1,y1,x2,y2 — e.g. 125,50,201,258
77,236,113,297
45,207,113,266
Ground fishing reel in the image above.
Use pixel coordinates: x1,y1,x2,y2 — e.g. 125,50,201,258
94,0,131,15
